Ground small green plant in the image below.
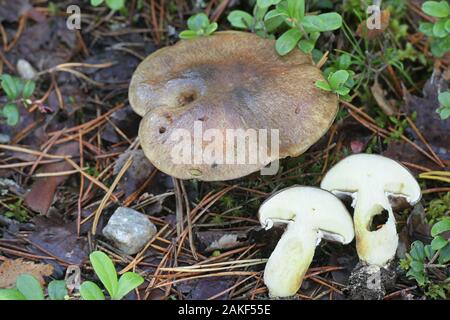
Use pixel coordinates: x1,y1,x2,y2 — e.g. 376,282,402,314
0,274,68,300
3,199,30,222
419,1,450,58
179,13,218,40
426,191,450,225
437,91,450,120
400,219,450,299
1,74,35,126
228,0,342,56
79,251,144,300
90,0,125,11
315,69,354,100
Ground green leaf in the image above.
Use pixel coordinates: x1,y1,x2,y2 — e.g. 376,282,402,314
264,9,288,32
407,269,426,286
114,272,144,300
335,87,351,96
433,19,449,38
179,30,198,40
91,0,104,6
187,13,209,31
438,243,450,264
329,70,350,89
338,54,352,70
438,91,450,108
227,10,253,29
431,218,450,236
16,274,44,300
431,37,450,57
48,280,68,300
422,1,450,18
287,0,304,21
446,19,450,32
3,103,20,126
431,235,448,250
1,74,19,100
315,80,332,91
424,244,436,260
410,240,426,262
410,260,425,272
256,0,281,9
22,80,35,99
419,22,434,37
89,251,118,298
0,289,26,300
298,39,315,53
105,0,125,11
80,281,105,300
275,28,302,56
253,4,269,21
302,13,342,32
437,106,450,120
205,22,218,35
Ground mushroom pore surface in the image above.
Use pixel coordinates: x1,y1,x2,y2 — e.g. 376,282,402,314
129,31,338,181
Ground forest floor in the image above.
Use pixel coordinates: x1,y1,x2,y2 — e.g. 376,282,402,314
0,0,449,300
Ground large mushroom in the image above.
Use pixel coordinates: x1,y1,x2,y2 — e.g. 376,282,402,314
129,31,338,181
259,186,354,297
321,154,422,267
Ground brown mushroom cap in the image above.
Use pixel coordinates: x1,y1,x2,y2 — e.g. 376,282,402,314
129,31,338,181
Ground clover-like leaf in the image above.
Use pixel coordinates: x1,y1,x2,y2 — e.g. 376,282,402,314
315,80,332,91
187,13,210,31
431,219,450,237
228,10,254,29
48,280,68,300
422,1,450,18
302,13,342,32
89,251,118,298
80,281,106,300
113,272,144,300
3,103,20,126
329,70,350,89
16,274,44,300
1,74,19,100
275,28,302,56
105,0,125,11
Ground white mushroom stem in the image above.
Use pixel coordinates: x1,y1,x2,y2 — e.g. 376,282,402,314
263,220,317,298
259,186,354,298
352,187,398,266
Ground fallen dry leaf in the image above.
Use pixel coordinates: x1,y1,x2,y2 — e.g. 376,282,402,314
0,258,53,288
24,141,79,215
195,230,248,253
29,216,89,265
371,81,397,116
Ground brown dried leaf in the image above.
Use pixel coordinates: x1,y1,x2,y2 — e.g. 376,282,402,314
24,142,79,214
0,258,53,288
371,81,397,116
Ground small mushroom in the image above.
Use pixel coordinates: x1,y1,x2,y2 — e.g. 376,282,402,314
259,186,354,297
320,154,421,267
129,31,338,181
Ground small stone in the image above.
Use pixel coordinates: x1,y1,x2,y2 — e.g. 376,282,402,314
16,59,37,80
0,133,11,144
102,207,157,255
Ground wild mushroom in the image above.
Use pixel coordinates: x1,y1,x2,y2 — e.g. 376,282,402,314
259,186,354,297
320,154,421,267
129,31,338,181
